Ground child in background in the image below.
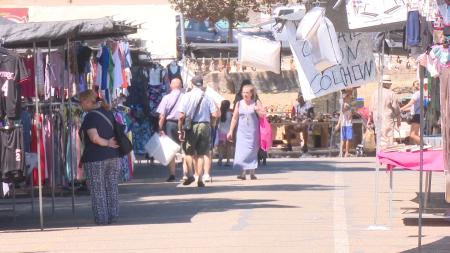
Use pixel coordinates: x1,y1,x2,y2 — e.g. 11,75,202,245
335,103,353,157
218,100,232,166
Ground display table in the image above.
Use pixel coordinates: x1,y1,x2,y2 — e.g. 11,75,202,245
377,149,445,208
377,150,444,172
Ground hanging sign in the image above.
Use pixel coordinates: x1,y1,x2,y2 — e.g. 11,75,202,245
0,8,29,23
345,1,407,30
286,22,376,100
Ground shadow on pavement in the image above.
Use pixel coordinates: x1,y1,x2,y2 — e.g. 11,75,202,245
0,198,296,231
400,236,450,253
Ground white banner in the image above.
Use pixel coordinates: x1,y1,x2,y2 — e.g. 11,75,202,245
345,0,407,30
287,22,376,100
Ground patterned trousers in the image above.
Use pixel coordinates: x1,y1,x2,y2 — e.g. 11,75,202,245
84,158,120,225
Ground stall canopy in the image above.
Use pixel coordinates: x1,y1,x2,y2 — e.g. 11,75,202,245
0,17,138,48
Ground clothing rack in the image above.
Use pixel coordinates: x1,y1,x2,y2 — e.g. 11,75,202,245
0,125,33,223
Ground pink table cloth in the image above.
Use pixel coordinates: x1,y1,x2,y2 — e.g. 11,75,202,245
377,150,445,172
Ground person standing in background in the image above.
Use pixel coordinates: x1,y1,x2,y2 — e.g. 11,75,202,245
367,75,402,148
218,100,233,166
79,90,121,225
335,103,353,157
290,92,314,154
400,80,425,145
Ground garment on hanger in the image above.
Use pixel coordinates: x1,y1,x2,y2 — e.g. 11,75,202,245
0,126,25,181
20,56,36,98
149,65,164,86
166,62,182,83
36,49,45,89
112,42,124,89
98,45,111,91
0,47,28,120
431,45,450,68
407,10,421,46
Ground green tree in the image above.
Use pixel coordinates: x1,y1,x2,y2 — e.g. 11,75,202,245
170,0,293,43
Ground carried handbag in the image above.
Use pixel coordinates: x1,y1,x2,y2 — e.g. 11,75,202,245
259,115,273,151
183,94,204,131
91,110,133,156
362,128,376,153
250,100,273,151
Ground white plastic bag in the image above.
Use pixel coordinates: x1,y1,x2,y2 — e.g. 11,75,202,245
145,134,181,166
296,7,342,72
238,36,281,74
311,17,342,72
296,7,325,40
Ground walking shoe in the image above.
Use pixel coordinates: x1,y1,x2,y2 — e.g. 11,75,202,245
237,175,246,180
250,174,257,180
203,174,212,183
182,176,195,185
197,180,205,187
166,175,176,182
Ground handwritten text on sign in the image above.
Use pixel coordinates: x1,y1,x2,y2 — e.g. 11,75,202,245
289,28,376,100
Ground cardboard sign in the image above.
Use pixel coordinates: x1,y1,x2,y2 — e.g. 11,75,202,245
345,1,407,30
286,22,376,100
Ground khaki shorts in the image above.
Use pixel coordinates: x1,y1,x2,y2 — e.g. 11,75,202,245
183,122,211,156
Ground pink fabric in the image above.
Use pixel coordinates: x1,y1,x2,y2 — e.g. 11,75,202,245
377,150,445,172
259,116,272,151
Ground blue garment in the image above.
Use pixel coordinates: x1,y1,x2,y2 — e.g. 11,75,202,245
20,111,32,152
132,119,151,155
233,101,260,171
342,126,353,141
407,11,420,47
98,46,110,90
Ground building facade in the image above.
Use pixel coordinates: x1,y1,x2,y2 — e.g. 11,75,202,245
1,0,178,58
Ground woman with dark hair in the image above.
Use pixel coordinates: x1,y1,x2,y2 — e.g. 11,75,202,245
79,90,121,225
218,100,232,166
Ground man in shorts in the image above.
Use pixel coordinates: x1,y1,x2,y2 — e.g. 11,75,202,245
178,75,219,187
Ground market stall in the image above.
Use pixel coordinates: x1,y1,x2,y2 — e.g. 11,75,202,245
0,17,138,230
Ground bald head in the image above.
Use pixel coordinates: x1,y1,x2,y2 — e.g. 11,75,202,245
170,78,182,91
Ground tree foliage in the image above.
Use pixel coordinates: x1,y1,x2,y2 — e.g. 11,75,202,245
169,0,299,42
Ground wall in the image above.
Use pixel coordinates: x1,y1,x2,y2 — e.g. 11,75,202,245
1,1,177,58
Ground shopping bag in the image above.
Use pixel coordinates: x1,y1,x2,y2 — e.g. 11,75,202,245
259,116,273,152
238,36,281,74
145,134,181,166
362,128,376,152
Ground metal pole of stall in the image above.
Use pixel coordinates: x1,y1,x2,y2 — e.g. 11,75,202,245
370,32,385,229
67,38,76,216
48,40,56,216
418,64,425,252
33,42,44,230
180,0,189,85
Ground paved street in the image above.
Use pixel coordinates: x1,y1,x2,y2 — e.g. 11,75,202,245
0,157,449,253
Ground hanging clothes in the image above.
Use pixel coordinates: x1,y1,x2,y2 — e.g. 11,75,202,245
407,10,421,46
31,115,46,186
45,50,65,100
112,42,124,90
166,62,182,84
20,56,36,98
0,47,28,120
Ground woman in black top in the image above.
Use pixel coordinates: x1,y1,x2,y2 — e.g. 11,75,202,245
79,90,121,225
